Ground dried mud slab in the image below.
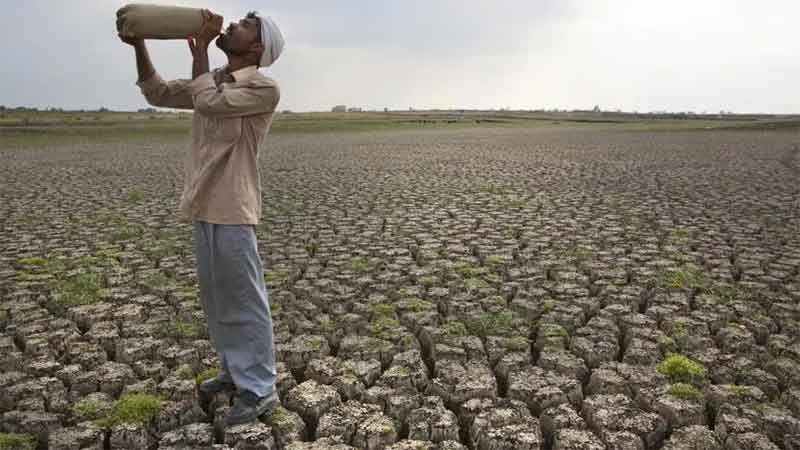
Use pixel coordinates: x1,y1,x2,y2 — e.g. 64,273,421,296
1,126,799,448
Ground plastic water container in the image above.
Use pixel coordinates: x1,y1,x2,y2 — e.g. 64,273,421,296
117,4,212,39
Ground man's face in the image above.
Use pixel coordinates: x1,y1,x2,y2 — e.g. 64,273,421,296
216,15,261,57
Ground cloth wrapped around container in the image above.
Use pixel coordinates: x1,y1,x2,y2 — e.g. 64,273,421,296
117,4,209,39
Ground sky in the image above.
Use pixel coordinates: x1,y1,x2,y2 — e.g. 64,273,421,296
2,0,799,113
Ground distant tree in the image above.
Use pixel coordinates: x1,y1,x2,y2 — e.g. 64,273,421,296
98,107,110,113
0,105,5,111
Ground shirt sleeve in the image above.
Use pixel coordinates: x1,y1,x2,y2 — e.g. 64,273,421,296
188,72,279,118
136,72,195,110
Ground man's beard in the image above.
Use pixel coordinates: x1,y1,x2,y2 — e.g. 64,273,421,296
215,34,228,51
216,35,248,56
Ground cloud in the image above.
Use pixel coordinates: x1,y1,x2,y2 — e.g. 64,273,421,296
1,0,798,112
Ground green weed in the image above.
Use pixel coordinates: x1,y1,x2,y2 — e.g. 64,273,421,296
667,383,704,401
95,393,163,428
195,368,219,385
0,433,37,450
657,264,708,290
656,353,707,385
54,272,103,306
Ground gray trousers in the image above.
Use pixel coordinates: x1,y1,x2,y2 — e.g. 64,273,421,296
193,220,277,397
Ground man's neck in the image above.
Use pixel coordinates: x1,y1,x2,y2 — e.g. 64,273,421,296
225,55,257,74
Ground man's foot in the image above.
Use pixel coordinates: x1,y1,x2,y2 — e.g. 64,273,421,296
198,376,236,395
225,389,280,427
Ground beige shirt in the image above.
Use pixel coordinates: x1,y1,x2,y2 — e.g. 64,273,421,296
136,65,280,225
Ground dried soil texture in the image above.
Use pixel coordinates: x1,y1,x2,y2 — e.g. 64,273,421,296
1,126,799,450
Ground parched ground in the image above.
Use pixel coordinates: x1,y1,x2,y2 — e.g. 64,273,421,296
1,125,800,450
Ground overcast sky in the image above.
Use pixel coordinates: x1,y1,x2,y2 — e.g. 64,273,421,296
3,0,799,113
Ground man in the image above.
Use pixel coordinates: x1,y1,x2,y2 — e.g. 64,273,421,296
119,9,285,426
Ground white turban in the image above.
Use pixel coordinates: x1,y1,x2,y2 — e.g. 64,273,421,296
256,14,284,68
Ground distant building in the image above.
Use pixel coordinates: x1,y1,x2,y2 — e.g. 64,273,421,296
332,105,347,112
347,107,362,112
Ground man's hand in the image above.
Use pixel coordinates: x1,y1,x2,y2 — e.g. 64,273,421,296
116,13,143,47
189,9,220,80
119,33,144,47
189,9,223,51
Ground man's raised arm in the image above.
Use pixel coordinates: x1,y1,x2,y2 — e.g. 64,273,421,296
120,35,194,110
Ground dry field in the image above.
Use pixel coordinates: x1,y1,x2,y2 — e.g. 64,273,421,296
1,120,800,450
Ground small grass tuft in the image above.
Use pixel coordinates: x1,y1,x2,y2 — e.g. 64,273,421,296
350,257,370,272
463,277,490,291
480,184,510,195
0,433,37,450
72,398,104,420
175,364,195,380
418,275,439,287
454,262,486,278
657,264,708,290
708,283,747,304
667,383,704,401
17,256,48,267
484,255,503,266
268,406,293,426
658,335,677,354
442,320,468,337
672,320,688,338
505,336,529,352
174,320,201,339
54,272,103,306
127,189,145,203
264,270,289,284
109,222,146,242
371,317,401,339
406,298,434,313
669,229,691,244
541,324,569,339
304,242,319,255
369,303,396,318
729,384,753,395
141,271,172,287
656,353,707,385
564,246,594,262
465,311,515,337
195,367,219,385
95,393,163,428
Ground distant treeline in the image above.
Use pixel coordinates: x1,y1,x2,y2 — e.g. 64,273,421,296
0,106,159,114
1,105,796,121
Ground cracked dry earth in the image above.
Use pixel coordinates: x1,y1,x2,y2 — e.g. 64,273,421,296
1,126,800,450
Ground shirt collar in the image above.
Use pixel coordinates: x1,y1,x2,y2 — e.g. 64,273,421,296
224,65,259,83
